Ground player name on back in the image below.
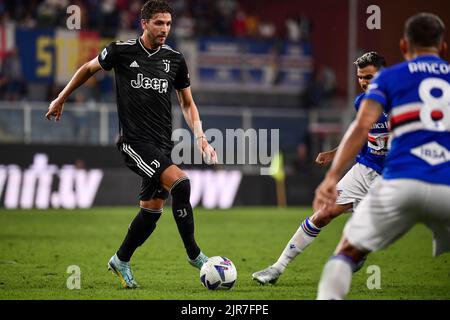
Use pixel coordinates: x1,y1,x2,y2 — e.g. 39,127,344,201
408,61,450,74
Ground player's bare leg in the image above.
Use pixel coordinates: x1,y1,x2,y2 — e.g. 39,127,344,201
108,197,165,289
252,203,352,285
334,234,368,271
317,238,368,299
160,165,208,269
310,203,353,228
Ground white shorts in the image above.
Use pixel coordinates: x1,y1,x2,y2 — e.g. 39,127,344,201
336,163,380,209
344,178,450,257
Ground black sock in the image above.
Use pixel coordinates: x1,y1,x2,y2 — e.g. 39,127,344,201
170,177,201,260
116,207,162,262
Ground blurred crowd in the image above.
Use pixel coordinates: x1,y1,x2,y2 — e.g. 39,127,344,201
0,0,312,40
0,0,319,102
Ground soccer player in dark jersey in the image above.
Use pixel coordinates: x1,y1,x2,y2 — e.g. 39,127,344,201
252,52,388,285
46,0,217,288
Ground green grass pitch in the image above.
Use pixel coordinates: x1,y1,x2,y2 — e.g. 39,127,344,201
0,207,449,300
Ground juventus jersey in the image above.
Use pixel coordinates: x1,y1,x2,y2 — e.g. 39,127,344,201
98,37,190,151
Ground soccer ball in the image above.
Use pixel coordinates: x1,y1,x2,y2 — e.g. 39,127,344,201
200,256,237,290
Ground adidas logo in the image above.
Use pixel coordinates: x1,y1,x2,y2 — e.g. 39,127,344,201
130,61,139,68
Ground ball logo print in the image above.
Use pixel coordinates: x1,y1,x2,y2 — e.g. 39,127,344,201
200,256,237,290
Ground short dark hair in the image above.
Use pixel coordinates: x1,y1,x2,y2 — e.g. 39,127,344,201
354,52,386,70
405,13,445,48
141,0,173,20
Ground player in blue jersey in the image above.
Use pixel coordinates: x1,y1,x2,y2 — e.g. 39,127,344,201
252,52,388,285
315,13,450,299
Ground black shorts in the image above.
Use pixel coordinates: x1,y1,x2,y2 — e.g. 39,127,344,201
117,139,173,201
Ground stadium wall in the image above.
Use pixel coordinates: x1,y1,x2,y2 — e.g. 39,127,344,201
241,0,450,96
357,0,450,78
0,144,322,209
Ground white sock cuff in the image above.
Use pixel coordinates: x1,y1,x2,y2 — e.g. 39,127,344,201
331,254,356,270
301,217,321,237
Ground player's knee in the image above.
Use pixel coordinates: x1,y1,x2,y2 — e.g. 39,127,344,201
336,240,368,270
330,204,350,218
170,178,193,222
310,213,327,228
140,198,165,212
353,255,368,273
324,205,349,223
170,177,190,200
311,207,343,228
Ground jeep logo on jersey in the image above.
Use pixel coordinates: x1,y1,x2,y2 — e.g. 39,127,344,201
131,73,168,93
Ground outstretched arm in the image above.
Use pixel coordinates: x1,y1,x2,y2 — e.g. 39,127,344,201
46,57,103,121
176,87,217,164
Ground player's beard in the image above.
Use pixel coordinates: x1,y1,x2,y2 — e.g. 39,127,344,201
156,35,167,45
143,32,166,48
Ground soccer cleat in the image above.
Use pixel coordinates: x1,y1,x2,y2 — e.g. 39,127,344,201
107,254,139,289
252,266,282,285
188,251,209,269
